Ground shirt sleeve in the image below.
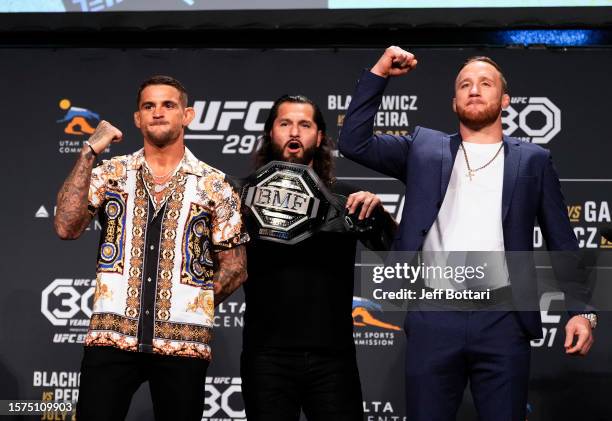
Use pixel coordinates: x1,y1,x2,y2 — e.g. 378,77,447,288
211,175,250,252
87,161,109,215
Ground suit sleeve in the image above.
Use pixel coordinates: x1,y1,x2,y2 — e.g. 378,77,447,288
538,151,579,251
338,70,414,181
537,151,595,315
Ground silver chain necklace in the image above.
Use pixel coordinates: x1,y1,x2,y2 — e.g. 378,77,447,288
459,142,504,181
153,181,170,193
144,159,182,192
145,160,180,180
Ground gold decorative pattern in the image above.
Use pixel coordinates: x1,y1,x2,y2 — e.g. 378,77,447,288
155,320,212,343
88,313,138,336
199,174,249,251
85,148,249,361
93,280,113,305
186,289,215,319
85,331,138,352
181,203,214,287
125,174,148,319
97,190,129,274
153,339,212,360
152,172,186,322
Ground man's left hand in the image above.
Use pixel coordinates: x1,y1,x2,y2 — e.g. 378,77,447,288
564,315,594,356
346,191,382,220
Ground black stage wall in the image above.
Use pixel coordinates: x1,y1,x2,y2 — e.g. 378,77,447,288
1,47,611,421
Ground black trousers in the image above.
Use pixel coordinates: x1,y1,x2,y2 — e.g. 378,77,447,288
240,348,364,421
76,346,209,421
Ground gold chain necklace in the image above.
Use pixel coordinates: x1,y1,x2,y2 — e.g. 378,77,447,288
459,142,504,181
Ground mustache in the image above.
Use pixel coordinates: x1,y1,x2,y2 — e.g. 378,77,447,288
285,139,303,149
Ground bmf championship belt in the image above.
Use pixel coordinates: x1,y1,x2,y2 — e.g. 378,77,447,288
241,160,368,245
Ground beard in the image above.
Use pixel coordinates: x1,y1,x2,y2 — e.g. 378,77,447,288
144,124,182,147
456,100,502,131
270,141,317,166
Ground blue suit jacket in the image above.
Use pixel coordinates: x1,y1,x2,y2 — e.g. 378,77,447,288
338,70,590,338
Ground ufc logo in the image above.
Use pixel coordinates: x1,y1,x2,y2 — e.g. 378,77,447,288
502,97,561,144
41,279,94,326
189,101,273,132
203,377,245,420
378,193,405,223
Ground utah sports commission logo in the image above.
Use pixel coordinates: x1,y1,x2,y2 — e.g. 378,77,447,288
352,297,400,347
502,97,561,144
56,98,102,154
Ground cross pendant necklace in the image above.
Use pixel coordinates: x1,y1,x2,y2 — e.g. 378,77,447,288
460,142,504,181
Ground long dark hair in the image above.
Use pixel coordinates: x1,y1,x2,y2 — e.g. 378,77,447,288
255,95,335,186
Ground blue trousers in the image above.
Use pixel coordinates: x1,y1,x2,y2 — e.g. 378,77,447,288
404,310,531,421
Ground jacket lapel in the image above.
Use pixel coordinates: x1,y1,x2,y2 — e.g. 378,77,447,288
441,133,461,200
502,136,521,222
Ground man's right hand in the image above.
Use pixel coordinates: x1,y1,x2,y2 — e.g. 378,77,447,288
371,46,418,79
56,121,122,240
86,120,123,155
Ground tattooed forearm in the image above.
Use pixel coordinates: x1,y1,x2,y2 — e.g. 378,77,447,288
213,245,248,307
54,149,96,240
55,120,121,240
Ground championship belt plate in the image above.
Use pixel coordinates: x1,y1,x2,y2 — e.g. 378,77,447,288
241,161,348,245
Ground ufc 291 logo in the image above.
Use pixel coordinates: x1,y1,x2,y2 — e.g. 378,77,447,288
502,97,561,144
186,100,273,155
531,292,563,348
203,377,245,421
41,279,94,326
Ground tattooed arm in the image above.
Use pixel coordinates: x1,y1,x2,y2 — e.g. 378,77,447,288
54,148,96,240
213,245,248,307
54,120,123,240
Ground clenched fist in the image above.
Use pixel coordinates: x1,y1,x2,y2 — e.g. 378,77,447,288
371,46,418,78
86,120,123,155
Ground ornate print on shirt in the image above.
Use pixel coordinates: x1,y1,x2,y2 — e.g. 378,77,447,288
97,191,128,274
83,148,248,359
182,203,214,288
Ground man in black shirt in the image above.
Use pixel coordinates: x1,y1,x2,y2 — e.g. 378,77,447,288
240,94,392,421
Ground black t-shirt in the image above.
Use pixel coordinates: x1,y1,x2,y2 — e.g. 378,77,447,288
242,181,362,352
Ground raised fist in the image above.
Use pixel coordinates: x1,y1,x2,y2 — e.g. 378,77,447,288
371,46,418,78
87,120,123,154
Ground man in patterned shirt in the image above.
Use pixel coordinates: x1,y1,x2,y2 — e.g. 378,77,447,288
54,75,249,421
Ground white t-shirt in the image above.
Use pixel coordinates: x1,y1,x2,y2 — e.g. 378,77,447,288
422,141,509,290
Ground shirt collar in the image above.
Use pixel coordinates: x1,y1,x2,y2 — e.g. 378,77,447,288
127,147,204,177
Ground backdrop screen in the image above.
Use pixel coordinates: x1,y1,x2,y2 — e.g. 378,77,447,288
2,0,611,12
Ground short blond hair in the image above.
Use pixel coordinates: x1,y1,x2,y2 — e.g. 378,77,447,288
459,56,508,94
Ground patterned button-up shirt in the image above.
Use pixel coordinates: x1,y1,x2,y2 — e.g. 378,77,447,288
85,147,248,360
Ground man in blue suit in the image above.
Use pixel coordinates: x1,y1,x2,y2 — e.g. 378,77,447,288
338,46,596,421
